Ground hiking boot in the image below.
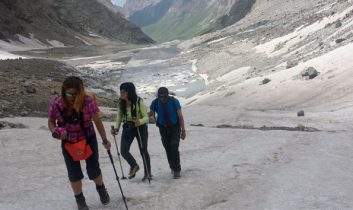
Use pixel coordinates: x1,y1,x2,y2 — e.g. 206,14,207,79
96,184,110,205
173,171,181,179
141,173,153,182
75,193,89,210
128,164,140,179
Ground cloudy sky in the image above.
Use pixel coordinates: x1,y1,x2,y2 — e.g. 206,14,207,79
111,0,126,6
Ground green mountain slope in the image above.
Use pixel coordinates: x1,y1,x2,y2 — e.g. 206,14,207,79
124,0,256,43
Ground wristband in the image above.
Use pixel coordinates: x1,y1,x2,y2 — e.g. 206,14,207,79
102,139,109,145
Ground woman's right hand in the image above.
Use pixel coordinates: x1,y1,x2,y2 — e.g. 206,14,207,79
60,130,68,140
111,128,119,136
52,127,67,140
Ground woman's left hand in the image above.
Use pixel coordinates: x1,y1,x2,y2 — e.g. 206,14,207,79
103,140,112,150
181,130,186,140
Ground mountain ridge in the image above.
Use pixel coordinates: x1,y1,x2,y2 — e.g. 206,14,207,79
0,0,153,48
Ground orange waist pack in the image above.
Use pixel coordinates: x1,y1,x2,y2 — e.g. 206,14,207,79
64,139,93,161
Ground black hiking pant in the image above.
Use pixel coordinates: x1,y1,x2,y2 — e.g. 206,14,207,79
159,125,181,172
121,122,151,175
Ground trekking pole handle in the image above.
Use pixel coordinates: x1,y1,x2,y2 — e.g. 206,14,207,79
111,126,119,146
111,125,118,136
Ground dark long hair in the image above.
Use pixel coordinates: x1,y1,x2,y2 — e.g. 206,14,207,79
119,82,138,117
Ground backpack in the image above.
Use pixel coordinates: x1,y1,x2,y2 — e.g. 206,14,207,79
55,102,93,161
119,97,142,122
152,96,179,127
130,97,142,118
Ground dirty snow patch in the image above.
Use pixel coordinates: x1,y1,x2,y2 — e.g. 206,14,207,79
217,67,252,82
68,56,104,61
0,50,22,59
191,59,209,85
75,36,92,46
78,60,124,71
46,40,66,48
207,37,229,45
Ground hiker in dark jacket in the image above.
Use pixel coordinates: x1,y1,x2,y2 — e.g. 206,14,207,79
149,87,186,179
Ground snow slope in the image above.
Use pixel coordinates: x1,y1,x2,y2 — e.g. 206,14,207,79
1,115,353,210
189,39,353,112
2,1,353,210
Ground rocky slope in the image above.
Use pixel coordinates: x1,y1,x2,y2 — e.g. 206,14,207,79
0,59,73,117
0,0,153,49
0,57,116,118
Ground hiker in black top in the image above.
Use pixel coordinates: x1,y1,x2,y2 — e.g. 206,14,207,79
149,87,186,179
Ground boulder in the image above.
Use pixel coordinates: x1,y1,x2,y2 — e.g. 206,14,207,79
297,110,305,117
335,20,342,28
261,78,271,85
286,60,298,69
301,67,319,79
336,38,346,44
51,89,58,95
20,111,29,116
24,85,36,94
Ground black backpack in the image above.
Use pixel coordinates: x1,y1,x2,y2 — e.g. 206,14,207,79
118,97,142,122
55,103,90,143
152,96,179,127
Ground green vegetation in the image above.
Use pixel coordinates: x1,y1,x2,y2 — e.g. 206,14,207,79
142,3,216,43
217,15,229,28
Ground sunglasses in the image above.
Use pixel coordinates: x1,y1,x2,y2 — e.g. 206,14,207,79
65,92,77,98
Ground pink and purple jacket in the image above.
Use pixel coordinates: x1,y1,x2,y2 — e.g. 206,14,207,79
48,96,100,143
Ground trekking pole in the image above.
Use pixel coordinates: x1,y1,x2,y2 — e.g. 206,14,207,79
111,126,127,180
135,125,151,184
107,150,129,210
